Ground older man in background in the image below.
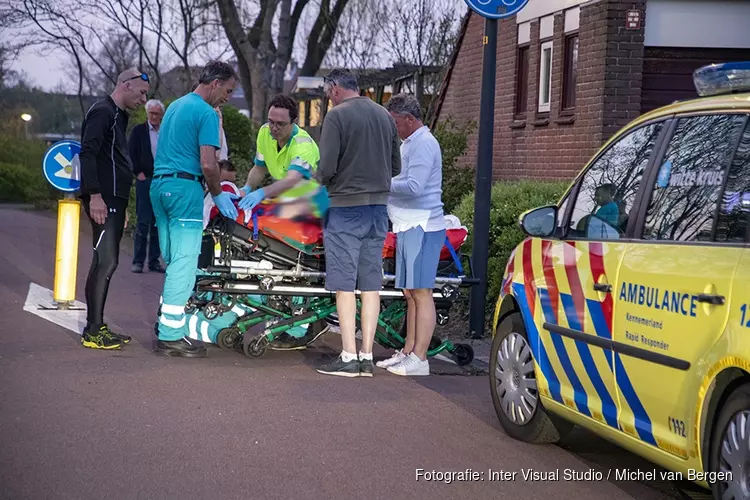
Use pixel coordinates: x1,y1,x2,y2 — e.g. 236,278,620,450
129,99,165,273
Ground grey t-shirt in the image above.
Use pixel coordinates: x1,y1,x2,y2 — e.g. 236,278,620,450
316,96,402,208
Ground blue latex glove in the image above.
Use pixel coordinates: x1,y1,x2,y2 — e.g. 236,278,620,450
238,188,265,212
213,191,239,220
241,184,252,196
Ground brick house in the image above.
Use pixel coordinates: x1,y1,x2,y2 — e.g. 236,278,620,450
432,0,750,182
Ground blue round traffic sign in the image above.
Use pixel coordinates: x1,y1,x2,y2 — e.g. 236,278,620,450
464,0,529,19
42,140,81,192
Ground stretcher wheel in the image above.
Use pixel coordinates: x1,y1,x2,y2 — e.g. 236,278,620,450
244,335,268,357
242,324,269,358
452,343,474,366
217,327,241,350
203,302,220,320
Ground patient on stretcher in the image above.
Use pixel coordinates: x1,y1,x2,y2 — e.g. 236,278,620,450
203,160,325,230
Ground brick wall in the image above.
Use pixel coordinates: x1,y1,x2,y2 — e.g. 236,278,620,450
436,12,485,172
437,0,649,182
601,0,647,139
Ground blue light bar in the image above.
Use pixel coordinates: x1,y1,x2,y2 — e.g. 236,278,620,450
693,61,750,97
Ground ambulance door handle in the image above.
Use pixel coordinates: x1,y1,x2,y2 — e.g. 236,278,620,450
697,294,725,306
593,283,612,293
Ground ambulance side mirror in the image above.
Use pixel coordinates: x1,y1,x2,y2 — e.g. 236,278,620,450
519,205,557,238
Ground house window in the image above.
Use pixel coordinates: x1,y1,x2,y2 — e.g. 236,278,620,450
538,40,553,113
515,46,530,115
562,34,579,111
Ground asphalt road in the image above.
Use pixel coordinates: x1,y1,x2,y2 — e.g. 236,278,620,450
0,207,705,500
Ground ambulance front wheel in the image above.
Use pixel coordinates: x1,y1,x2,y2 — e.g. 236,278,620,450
708,383,750,500
489,310,573,444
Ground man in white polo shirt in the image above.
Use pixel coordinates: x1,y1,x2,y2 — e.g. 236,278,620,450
380,93,446,376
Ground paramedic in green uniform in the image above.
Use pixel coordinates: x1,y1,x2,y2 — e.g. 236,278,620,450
150,60,239,358
238,93,329,349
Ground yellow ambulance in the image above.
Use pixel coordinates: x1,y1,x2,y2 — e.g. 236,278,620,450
489,62,750,498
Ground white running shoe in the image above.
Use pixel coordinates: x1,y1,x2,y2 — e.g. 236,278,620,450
387,353,430,376
376,350,407,369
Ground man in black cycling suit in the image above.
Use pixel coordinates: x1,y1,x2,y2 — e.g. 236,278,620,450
78,68,150,349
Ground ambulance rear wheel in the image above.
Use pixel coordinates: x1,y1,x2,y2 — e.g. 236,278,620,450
490,311,573,444
708,384,750,500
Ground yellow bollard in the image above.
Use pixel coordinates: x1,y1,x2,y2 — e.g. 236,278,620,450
53,197,81,306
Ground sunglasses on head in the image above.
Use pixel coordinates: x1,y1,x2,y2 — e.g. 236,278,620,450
123,72,150,83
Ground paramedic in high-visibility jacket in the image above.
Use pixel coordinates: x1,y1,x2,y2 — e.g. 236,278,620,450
150,60,239,358
237,94,329,221
237,94,330,349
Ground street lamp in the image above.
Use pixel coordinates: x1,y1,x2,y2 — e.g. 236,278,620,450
20,113,31,139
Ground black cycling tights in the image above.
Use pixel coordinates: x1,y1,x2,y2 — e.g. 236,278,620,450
83,197,128,328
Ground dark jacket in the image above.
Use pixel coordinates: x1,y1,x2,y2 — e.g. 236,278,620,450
128,122,155,178
79,96,133,200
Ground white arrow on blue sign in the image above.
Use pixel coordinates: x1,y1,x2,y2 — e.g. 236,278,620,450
42,140,82,192
464,0,529,19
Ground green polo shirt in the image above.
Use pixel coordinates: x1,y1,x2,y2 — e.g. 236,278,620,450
254,124,321,201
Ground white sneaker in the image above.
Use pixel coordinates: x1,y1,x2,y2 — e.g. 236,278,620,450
376,350,407,368
387,353,430,376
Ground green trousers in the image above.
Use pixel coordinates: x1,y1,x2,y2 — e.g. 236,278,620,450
150,176,205,341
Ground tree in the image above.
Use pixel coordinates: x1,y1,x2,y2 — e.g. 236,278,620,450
377,0,463,119
82,32,141,96
2,0,114,114
322,0,386,71
216,0,353,126
75,0,166,96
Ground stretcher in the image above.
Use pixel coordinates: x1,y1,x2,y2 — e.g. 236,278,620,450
187,198,479,365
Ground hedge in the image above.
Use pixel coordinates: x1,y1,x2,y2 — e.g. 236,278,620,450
432,117,476,214
0,135,60,205
454,179,571,305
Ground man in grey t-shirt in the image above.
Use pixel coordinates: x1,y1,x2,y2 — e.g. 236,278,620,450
315,68,402,378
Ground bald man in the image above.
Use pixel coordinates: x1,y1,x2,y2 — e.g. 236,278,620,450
79,68,150,350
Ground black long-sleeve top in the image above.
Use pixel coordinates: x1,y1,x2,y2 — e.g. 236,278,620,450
78,96,134,200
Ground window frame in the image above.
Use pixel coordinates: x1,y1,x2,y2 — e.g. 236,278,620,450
630,111,750,248
515,44,530,117
538,40,553,114
561,33,579,113
557,117,674,241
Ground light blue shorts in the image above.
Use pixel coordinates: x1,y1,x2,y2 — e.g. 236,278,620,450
394,226,446,290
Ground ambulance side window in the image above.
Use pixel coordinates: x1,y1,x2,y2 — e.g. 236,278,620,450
642,114,746,242
567,122,663,240
714,118,750,242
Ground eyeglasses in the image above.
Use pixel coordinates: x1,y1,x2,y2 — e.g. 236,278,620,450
268,119,290,129
123,72,150,83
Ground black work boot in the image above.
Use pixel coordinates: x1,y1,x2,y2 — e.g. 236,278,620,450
154,337,207,358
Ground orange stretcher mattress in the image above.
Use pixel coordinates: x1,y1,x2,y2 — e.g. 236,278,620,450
209,197,468,259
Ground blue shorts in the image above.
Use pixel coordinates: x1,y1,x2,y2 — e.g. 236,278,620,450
394,226,446,290
323,205,388,292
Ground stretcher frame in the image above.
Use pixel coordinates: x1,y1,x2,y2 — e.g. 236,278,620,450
190,216,480,364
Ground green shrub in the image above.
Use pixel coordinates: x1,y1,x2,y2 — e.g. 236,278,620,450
433,116,476,214
0,134,60,204
454,179,571,306
125,185,137,237
0,161,53,203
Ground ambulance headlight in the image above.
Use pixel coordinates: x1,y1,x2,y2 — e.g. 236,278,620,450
693,62,750,97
